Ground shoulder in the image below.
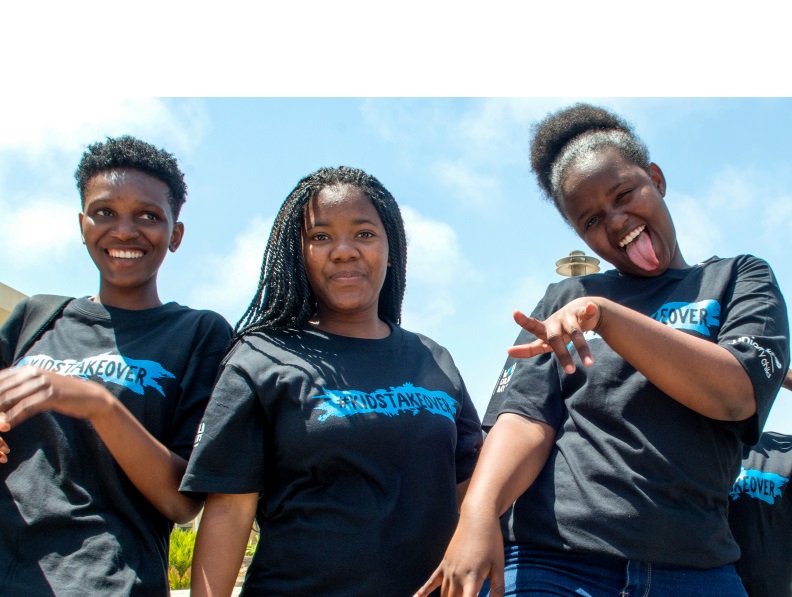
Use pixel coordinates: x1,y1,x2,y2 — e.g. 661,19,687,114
160,304,233,354
701,254,777,277
397,326,462,368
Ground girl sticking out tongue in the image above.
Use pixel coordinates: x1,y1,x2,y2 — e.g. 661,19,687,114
624,226,660,272
415,103,789,597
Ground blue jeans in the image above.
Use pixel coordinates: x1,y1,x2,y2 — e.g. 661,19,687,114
479,544,747,597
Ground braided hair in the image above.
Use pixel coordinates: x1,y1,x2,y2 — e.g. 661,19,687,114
75,135,188,220
235,166,407,336
529,103,650,220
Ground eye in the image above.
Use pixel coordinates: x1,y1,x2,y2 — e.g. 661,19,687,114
584,215,600,230
357,230,375,238
311,232,330,241
94,208,113,217
616,187,633,202
140,212,161,221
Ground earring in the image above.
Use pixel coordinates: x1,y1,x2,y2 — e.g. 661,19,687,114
81,235,86,245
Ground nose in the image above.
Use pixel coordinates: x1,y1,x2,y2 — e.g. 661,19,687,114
605,205,629,235
111,215,141,240
330,236,359,261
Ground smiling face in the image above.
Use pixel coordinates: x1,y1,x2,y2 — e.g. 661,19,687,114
79,168,184,309
559,147,687,277
301,184,390,336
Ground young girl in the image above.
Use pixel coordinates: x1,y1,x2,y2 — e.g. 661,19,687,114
180,166,483,597
0,136,232,596
416,104,789,596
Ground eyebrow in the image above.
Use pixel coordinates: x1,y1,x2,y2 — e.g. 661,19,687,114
305,217,380,229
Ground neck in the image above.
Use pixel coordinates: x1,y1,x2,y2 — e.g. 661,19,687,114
96,284,163,311
310,312,391,339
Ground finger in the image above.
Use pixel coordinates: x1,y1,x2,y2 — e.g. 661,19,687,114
541,318,579,374
0,370,49,414
0,366,40,397
413,569,443,597
512,310,546,340
0,434,9,464
3,387,53,428
507,339,552,359
487,565,506,597
562,308,594,368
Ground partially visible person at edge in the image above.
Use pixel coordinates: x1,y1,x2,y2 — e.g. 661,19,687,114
728,368,792,597
179,166,483,597
415,103,790,597
0,136,232,596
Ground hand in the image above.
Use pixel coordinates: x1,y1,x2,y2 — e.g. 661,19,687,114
0,434,9,464
507,299,602,374
0,366,113,432
414,511,505,597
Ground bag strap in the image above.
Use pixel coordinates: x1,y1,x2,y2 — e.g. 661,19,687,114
14,295,74,362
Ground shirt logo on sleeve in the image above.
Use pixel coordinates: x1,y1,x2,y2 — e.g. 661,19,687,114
650,299,720,336
495,365,514,393
727,336,783,379
730,467,789,505
17,352,175,396
312,383,457,422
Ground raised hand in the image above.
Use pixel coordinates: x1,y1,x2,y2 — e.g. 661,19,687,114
507,298,602,374
0,366,112,433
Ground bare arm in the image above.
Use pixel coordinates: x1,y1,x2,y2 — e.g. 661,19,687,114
191,492,259,597
0,366,203,523
509,298,755,421
783,369,792,392
415,413,556,597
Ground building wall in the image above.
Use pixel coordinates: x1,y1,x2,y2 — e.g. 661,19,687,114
0,282,27,326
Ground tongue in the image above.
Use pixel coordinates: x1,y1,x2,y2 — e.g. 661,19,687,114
625,230,660,271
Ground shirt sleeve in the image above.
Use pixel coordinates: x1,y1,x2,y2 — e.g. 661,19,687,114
0,299,27,369
483,294,566,432
718,256,790,443
453,378,483,483
164,313,233,460
179,352,267,499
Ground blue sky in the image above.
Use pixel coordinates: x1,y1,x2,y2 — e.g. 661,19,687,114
1,97,791,432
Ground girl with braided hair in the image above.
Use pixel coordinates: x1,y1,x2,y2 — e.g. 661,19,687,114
181,166,482,597
416,104,789,596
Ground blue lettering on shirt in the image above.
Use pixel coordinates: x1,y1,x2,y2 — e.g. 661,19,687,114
17,352,175,396
313,382,457,422
730,467,789,505
650,299,720,336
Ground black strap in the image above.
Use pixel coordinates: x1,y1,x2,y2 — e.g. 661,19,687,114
14,295,73,362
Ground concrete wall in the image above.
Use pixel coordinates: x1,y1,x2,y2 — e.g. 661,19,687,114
0,282,27,326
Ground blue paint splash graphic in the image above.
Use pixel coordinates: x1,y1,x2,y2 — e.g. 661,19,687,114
313,382,457,422
730,467,789,505
18,352,175,396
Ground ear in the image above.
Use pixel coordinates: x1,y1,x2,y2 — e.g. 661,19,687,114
169,222,185,252
648,163,666,197
78,212,86,243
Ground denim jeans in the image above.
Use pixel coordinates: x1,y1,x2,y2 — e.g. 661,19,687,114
479,544,748,597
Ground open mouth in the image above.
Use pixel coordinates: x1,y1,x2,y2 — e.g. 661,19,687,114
107,249,145,259
618,225,645,248
618,225,660,271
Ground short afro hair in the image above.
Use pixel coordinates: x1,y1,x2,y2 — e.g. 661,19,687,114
529,103,650,218
75,135,187,220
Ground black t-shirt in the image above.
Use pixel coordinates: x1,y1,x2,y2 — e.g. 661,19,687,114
181,322,483,597
0,297,232,596
729,431,792,596
485,255,789,568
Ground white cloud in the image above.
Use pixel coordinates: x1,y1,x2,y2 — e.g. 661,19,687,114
669,192,722,265
400,204,475,332
0,97,208,158
0,196,79,268
189,216,273,322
